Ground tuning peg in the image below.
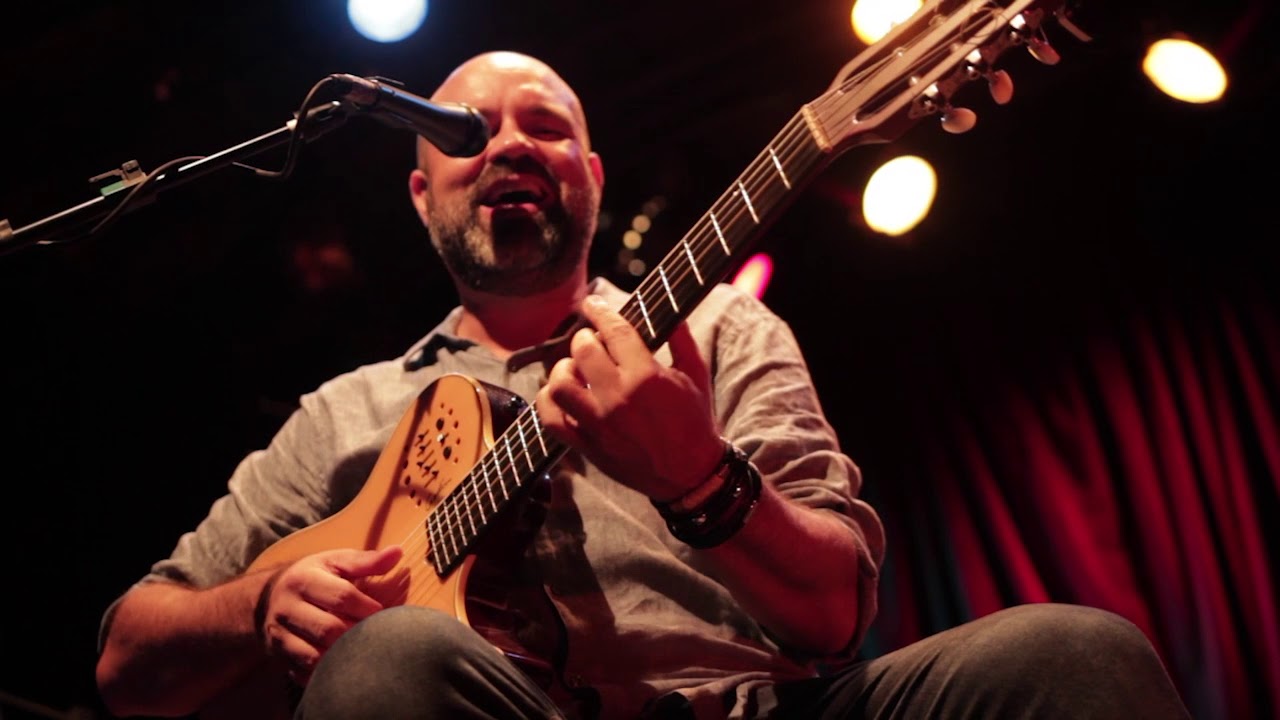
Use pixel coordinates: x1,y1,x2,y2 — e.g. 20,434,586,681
1055,6,1093,42
1027,33,1061,65
941,107,977,134
987,70,1014,105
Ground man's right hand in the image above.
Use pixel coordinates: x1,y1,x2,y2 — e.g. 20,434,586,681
258,545,404,684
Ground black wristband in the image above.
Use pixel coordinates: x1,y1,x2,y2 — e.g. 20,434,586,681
651,441,763,549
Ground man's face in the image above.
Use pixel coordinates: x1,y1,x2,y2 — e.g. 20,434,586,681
413,55,604,296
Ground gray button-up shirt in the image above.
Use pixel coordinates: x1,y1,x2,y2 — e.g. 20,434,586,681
101,278,885,719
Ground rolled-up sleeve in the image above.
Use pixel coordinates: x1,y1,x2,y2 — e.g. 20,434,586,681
692,285,887,655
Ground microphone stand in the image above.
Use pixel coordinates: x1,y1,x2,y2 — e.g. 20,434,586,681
0,100,349,258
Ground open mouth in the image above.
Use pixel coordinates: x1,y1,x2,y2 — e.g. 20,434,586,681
480,178,552,211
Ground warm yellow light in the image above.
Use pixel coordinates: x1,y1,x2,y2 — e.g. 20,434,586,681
850,0,922,45
862,155,937,236
631,215,652,233
623,230,643,249
1142,38,1228,104
731,253,774,300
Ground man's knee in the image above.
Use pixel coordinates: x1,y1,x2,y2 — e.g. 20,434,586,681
300,607,492,718
973,603,1153,667
340,606,485,662
956,604,1141,668
958,603,1173,704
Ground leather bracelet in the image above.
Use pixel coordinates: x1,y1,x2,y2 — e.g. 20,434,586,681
659,437,734,511
651,441,763,549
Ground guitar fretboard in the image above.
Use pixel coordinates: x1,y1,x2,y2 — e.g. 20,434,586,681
426,109,828,574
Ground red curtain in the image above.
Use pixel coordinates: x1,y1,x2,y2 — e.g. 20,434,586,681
862,286,1280,720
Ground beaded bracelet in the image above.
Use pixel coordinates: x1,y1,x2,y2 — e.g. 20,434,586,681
651,440,763,549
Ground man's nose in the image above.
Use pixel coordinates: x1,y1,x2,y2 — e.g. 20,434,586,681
487,126,538,165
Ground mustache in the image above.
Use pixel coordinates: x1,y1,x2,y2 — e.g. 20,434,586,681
472,156,558,200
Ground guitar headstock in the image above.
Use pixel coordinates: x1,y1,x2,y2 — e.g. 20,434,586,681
809,0,1090,151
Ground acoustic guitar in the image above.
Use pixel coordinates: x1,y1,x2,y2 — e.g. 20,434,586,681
203,1,1087,716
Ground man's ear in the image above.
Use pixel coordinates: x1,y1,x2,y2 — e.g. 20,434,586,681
408,168,432,226
588,152,604,191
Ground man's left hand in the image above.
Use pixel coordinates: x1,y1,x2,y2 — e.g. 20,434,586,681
536,294,724,502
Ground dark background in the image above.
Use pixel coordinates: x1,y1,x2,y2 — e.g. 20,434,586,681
0,0,1274,717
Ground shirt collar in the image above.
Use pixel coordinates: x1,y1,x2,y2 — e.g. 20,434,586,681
399,277,630,372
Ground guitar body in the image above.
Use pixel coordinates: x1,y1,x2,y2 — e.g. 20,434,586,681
202,373,585,720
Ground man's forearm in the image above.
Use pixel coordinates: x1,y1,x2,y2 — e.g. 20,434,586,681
96,571,273,717
701,484,865,656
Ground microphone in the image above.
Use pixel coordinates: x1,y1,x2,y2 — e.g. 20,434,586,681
329,74,490,157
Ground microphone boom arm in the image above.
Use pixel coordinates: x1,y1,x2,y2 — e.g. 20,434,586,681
0,100,349,258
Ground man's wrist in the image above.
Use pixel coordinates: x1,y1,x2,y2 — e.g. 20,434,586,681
650,439,763,549
661,437,735,512
253,568,285,646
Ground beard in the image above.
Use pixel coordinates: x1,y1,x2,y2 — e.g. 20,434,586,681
427,161,598,297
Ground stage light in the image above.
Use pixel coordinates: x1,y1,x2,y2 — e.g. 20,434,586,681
1142,37,1227,104
732,253,774,300
850,0,922,45
348,0,428,43
862,155,936,236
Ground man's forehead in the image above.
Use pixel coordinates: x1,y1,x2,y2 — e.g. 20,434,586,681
436,74,565,108
432,57,576,111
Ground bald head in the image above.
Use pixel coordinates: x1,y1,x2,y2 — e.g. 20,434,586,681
406,49,605,298
416,51,591,167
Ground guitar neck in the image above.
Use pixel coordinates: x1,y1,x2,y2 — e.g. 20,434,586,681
427,109,829,574
620,109,828,351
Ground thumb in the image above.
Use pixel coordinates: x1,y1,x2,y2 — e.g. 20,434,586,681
329,545,404,580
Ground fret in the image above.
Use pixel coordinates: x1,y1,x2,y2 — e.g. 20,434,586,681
494,456,510,501
427,514,445,568
442,507,460,561
683,240,704,286
737,181,759,223
430,509,456,571
635,291,655,339
479,462,498,513
709,212,729,254
450,495,469,555
461,484,477,538
768,147,791,189
516,421,534,472
529,410,548,457
657,266,679,313
503,436,520,486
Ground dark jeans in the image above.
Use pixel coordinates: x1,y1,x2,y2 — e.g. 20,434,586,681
296,603,1192,720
